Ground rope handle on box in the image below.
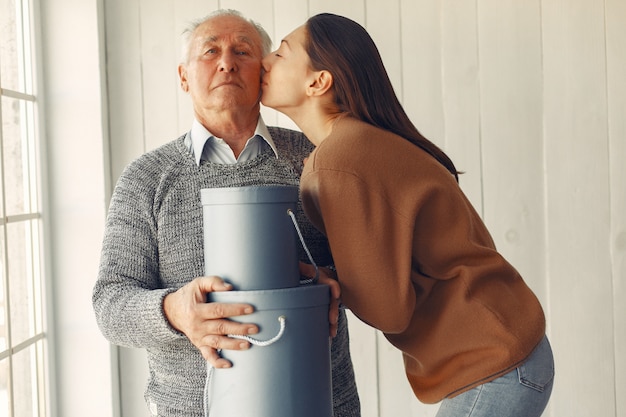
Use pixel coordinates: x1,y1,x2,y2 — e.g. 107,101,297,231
228,315,286,346
287,209,319,285
204,315,287,416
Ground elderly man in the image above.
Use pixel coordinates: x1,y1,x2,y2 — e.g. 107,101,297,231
93,9,361,417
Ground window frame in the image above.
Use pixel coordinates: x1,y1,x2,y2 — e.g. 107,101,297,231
0,0,51,415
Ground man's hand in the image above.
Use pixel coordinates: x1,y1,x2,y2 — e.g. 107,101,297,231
163,276,258,368
300,262,341,338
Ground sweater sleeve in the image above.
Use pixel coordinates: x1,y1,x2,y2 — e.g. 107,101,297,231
301,167,417,334
92,160,183,348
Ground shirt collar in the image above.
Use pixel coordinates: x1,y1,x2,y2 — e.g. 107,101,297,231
190,116,278,165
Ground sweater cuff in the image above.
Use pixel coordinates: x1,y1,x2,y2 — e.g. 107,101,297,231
144,288,187,343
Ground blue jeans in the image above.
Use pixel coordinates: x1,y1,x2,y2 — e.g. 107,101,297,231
436,335,554,417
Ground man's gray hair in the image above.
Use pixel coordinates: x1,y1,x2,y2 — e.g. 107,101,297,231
180,9,273,63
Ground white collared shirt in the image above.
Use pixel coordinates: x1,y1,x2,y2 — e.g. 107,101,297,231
188,116,279,165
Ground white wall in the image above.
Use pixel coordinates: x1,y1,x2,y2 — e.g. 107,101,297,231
39,0,114,416
40,0,625,416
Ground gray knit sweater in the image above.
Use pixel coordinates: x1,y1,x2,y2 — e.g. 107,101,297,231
93,127,361,417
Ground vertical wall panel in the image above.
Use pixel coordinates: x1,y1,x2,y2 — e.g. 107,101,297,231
344,312,379,417
365,0,402,98
309,0,366,25
40,0,112,415
377,336,439,417
269,0,308,41
542,1,613,416
399,0,445,146
606,1,626,416
476,0,546,301
105,0,144,179
440,0,482,212
118,347,150,417
139,0,180,151
221,0,275,28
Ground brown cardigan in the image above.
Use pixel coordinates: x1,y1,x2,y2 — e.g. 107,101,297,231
300,117,545,404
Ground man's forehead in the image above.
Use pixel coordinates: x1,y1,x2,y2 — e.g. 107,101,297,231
198,34,256,46
196,17,258,40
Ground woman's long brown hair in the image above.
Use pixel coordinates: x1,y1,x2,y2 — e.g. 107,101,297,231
305,13,460,181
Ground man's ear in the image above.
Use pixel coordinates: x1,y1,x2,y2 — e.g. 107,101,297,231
178,64,189,92
307,70,333,97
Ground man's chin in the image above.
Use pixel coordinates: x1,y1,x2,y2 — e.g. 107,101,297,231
207,94,260,112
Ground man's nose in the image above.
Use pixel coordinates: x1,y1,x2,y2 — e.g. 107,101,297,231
218,53,237,72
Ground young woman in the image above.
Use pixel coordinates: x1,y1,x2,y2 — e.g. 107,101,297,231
261,13,554,417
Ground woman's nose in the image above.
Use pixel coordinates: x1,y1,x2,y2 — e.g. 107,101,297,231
261,56,270,71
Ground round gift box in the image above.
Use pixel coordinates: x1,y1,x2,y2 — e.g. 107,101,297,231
201,185,301,290
205,284,333,417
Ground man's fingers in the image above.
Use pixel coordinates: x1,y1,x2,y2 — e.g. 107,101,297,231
196,275,234,293
201,333,252,351
200,346,233,369
202,301,255,320
201,316,259,337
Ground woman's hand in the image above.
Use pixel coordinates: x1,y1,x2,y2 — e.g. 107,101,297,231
300,262,341,338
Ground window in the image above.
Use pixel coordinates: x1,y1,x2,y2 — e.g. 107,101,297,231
0,0,49,416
